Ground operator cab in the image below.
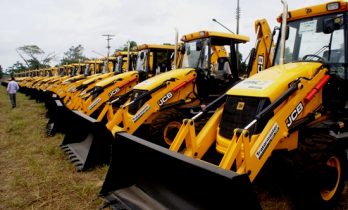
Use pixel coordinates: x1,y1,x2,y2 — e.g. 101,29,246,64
180,31,249,99
114,51,136,74
134,44,175,81
273,1,348,115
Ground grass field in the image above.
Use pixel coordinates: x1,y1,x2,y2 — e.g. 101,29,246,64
0,87,107,210
1,85,348,210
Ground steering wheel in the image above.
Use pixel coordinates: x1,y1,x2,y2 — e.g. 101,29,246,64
302,54,327,63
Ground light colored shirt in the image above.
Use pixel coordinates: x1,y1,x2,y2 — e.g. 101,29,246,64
7,81,19,94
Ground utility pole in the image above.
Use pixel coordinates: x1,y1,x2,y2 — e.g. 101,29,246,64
236,0,240,69
102,34,115,59
102,34,115,72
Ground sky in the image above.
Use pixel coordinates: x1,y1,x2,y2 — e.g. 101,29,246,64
0,0,332,70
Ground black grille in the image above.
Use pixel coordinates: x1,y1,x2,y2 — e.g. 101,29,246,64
219,96,271,139
128,90,151,115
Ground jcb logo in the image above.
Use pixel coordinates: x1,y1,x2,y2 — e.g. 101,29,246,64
158,92,173,106
286,102,304,127
109,88,120,97
236,102,245,110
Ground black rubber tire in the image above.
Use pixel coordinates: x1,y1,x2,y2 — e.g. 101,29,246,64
293,133,348,210
149,109,185,148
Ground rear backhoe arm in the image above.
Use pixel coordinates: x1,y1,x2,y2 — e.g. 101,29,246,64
246,19,274,76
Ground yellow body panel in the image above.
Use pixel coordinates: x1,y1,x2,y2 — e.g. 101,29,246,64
169,61,328,182
227,62,322,100
135,44,175,51
134,68,195,91
182,30,249,43
107,69,198,135
284,0,348,22
79,71,139,116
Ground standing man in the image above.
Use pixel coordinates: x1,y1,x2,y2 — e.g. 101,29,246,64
7,77,19,108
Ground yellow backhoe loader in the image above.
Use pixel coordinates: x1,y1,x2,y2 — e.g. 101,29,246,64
64,51,135,111
60,44,177,170
61,21,274,172
100,1,348,209
45,59,117,136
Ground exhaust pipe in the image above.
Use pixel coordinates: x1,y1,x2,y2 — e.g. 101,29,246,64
279,0,288,65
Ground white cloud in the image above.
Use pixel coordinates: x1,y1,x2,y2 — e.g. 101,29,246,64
0,0,333,69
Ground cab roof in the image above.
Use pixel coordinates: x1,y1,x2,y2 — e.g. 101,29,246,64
135,44,175,51
114,51,128,56
278,0,348,22
181,30,249,43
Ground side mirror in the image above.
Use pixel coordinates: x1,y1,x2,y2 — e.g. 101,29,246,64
180,45,186,54
196,41,202,51
272,26,280,36
285,25,289,40
279,25,289,40
140,52,144,59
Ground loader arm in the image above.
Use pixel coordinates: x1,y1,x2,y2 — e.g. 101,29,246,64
170,62,329,183
80,72,139,117
218,69,329,181
63,72,115,109
98,90,136,122
106,69,198,135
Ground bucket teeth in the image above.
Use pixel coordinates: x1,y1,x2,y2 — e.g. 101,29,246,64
62,148,70,153
69,156,78,161
66,151,74,155
60,145,68,149
76,162,83,166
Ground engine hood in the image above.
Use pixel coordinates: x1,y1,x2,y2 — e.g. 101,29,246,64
227,62,324,101
62,74,86,84
81,72,113,85
134,68,196,90
95,71,138,88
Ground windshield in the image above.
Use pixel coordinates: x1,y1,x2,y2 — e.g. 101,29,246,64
101,61,108,73
115,56,123,73
180,39,209,69
84,64,90,76
274,13,346,78
71,66,77,76
136,50,148,71
58,68,65,76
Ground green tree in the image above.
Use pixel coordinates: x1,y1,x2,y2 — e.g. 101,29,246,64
238,52,247,74
285,46,292,63
17,45,54,70
60,44,87,65
7,61,27,75
0,65,3,79
115,41,137,52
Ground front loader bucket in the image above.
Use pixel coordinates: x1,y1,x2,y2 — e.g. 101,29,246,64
46,99,70,136
100,132,261,210
60,111,113,171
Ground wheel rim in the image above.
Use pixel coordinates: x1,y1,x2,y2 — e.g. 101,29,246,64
320,156,341,201
163,121,182,146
